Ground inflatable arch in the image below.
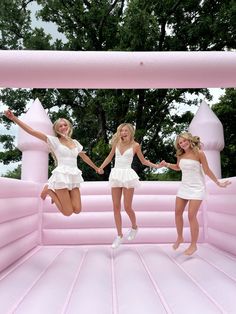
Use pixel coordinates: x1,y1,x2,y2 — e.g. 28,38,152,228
0,50,236,313
0,50,236,88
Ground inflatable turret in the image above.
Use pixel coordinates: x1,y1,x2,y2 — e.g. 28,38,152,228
189,100,224,178
17,98,53,182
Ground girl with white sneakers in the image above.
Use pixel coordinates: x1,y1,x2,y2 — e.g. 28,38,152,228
98,123,162,249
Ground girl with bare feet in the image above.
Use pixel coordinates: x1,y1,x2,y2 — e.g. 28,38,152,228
163,132,231,256
98,123,162,249
5,109,100,216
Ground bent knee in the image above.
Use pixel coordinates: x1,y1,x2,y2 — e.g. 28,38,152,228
73,207,82,214
62,209,73,216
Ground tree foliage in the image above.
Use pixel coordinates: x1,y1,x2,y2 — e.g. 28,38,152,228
212,88,236,178
0,0,235,179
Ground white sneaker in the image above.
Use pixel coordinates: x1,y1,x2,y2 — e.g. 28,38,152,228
126,228,138,241
111,236,123,249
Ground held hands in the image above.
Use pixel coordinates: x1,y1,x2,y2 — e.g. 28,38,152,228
97,167,104,175
160,160,168,167
155,160,165,168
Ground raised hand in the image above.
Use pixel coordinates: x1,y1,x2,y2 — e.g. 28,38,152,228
4,109,15,121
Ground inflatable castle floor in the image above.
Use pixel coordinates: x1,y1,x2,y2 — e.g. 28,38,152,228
0,100,236,314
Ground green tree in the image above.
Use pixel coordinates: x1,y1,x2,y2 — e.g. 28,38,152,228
212,88,236,178
1,0,235,179
1,164,21,179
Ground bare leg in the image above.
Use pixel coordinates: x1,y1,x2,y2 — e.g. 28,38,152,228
42,187,81,216
184,200,202,255
54,189,74,216
70,188,82,214
111,187,123,237
123,188,137,229
173,197,187,250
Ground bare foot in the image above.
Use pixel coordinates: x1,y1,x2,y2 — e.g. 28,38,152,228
172,237,184,250
40,185,49,200
40,185,54,204
184,245,197,256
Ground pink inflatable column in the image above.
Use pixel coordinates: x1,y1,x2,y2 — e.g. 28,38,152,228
188,100,224,178
17,98,53,183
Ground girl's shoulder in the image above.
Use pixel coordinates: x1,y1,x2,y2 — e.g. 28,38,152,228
198,149,205,155
112,143,118,149
72,138,79,144
132,141,140,153
47,134,57,139
110,144,117,153
47,134,59,143
46,135,59,151
73,139,83,151
198,149,206,160
133,141,139,147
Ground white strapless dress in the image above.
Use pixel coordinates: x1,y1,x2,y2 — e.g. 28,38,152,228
47,135,84,190
109,147,140,188
177,159,206,200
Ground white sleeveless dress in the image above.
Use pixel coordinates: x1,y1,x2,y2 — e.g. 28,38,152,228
177,159,206,200
109,147,140,188
47,135,84,190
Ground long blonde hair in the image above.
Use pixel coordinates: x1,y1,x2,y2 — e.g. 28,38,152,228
50,118,74,165
175,132,201,157
111,123,135,146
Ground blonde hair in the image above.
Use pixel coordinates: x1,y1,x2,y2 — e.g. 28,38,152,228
175,132,201,156
50,118,73,165
111,123,135,146
53,118,73,138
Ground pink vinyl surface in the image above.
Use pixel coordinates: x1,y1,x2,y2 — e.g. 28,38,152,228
0,50,236,88
0,177,235,313
1,244,236,314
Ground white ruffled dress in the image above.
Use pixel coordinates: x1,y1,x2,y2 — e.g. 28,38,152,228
177,159,206,200
109,147,140,188
47,135,84,190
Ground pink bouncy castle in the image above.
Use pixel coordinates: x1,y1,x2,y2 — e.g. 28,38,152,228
0,51,236,314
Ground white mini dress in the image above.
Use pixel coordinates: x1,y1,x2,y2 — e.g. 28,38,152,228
177,159,206,200
109,147,140,188
47,135,84,190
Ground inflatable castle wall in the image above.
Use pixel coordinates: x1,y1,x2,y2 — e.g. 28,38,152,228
0,99,235,273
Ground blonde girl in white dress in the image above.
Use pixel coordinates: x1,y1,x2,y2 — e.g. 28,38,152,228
98,123,162,249
4,109,99,216
163,132,230,256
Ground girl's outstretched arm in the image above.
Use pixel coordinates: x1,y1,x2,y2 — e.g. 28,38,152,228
135,143,162,169
79,152,99,173
199,150,231,187
4,109,47,142
98,145,116,173
163,160,181,171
